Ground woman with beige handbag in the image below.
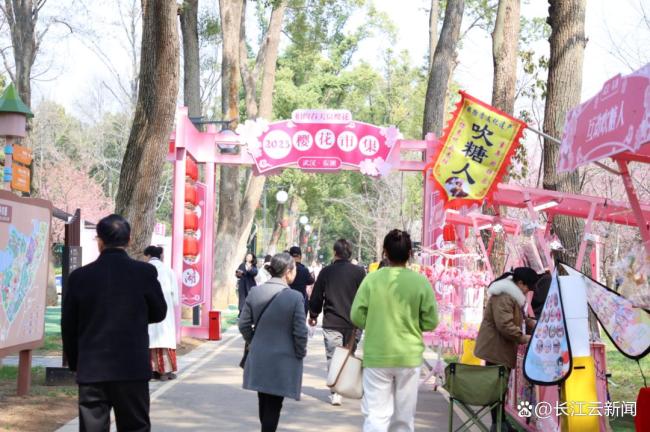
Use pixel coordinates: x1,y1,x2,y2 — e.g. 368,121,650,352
350,230,439,432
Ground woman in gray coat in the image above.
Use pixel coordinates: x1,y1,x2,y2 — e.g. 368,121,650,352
239,253,308,432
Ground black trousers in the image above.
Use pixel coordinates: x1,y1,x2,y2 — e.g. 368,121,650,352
78,380,150,432
257,392,284,432
485,362,509,429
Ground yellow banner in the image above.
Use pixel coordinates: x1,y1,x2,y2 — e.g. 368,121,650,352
430,92,526,207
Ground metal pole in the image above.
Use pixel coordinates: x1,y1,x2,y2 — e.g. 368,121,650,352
616,159,650,257
526,125,561,144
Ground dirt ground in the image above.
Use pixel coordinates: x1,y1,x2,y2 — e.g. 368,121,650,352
0,337,205,432
0,375,77,432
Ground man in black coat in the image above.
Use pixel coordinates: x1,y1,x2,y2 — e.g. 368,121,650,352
288,246,315,314
308,239,366,406
62,214,167,432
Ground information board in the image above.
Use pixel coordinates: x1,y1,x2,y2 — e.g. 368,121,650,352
0,191,51,356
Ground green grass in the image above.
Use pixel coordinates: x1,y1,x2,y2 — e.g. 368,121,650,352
605,337,649,404
610,416,636,432
604,337,648,431
44,306,61,336
0,366,77,398
221,310,239,332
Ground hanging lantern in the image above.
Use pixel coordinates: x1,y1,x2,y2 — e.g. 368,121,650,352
183,235,199,257
186,158,199,181
184,209,199,233
280,218,289,228
185,183,198,207
443,224,456,242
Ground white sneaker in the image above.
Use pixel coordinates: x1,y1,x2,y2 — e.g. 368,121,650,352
330,393,342,406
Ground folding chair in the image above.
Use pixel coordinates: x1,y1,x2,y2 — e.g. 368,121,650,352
443,362,509,432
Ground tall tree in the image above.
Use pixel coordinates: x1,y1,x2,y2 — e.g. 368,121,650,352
491,0,519,114
486,0,520,273
542,0,587,264
428,0,439,72
180,0,201,117
115,0,180,256
422,0,465,138
1,0,42,107
213,0,287,308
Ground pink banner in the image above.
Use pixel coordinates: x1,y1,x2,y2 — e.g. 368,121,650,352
181,182,205,307
559,64,650,172
238,110,401,176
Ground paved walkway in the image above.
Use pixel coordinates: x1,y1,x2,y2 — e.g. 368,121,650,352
57,327,457,431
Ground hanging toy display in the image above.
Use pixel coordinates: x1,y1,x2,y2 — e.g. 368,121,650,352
614,244,650,309
419,258,488,355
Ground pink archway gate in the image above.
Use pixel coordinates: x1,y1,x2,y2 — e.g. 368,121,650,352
168,107,438,339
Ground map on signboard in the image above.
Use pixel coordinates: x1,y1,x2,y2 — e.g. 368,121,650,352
1,222,48,322
0,193,51,353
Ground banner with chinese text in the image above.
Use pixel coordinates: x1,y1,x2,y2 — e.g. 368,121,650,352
239,109,401,177
429,92,526,208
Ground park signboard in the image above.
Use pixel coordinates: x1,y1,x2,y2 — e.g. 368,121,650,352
238,109,402,176
0,191,51,356
559,63,650,172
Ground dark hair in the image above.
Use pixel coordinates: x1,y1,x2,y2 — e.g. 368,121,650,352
96,214,131,248
244,252,257,267
264,254,272,263
383,229,412,264
333,239,352,260
289,246,302,257
143,245,163,259
494,267,540,289
268,253,296,278
377,258,390,269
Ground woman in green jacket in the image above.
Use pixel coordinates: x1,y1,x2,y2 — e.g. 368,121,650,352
350,229,438,432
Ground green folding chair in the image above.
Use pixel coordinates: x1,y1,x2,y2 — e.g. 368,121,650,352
443,362,509,432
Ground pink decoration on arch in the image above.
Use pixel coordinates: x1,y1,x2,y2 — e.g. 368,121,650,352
245,109,399,177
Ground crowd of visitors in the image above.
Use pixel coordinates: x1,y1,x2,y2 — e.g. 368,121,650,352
65,213,559,432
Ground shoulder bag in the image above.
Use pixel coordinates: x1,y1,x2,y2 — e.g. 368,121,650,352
326,328,363,399
239,288,287,369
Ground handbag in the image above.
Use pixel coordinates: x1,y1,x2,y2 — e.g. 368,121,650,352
326,328,363,399
239,288,287,369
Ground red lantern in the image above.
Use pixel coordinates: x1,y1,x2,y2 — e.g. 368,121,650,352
443,224,456,242
185,183,198,207
184,209,199,232
183,235,199,257
280,218,289,228
186,157,199,181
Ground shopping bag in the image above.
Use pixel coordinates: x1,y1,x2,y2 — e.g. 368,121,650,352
326,333,363,399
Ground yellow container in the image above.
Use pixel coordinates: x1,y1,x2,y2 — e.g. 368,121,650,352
560,356,600,432
460,339,482,365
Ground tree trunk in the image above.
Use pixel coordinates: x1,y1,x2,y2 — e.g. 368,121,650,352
428,0,439,72
543,0,587,265
211,0,287,309
180,0,201,118
115,0,180,258
212,0,244,309
422,0,465,138
267,201,286,255
491,0,519,113
3,0,38,108
486,0,520,274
